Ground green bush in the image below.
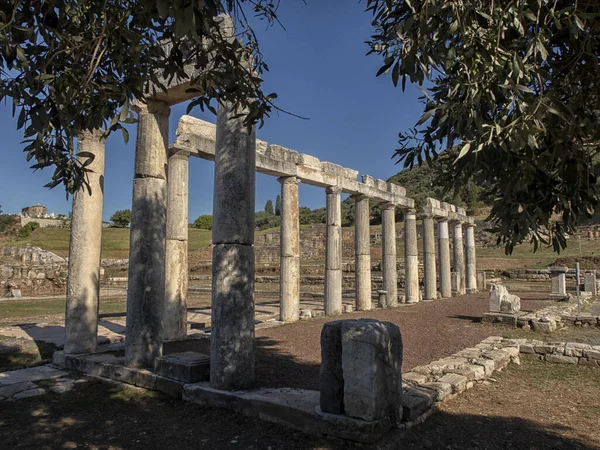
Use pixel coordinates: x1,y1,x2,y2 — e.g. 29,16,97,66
193,215,213,230
18,221,40,239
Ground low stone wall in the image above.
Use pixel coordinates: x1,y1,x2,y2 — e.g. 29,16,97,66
19,216,70,229
1,246,65,265
501,268,600,281
1,247,68,296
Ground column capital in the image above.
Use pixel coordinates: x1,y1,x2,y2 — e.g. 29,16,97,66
381,202,396,211
405,208,417,216
132,99,171,117
169,148,190,159
277,176,300,186
351,193,369,202
79,128,105,141
463,222,475,228
325,185,342,195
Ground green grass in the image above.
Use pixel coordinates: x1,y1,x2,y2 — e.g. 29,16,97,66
0,296,128,321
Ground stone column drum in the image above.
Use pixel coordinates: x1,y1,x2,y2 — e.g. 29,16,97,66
421,214,437,300
125,100,170,368
438,220,452,298
325,186,343,316
381,203,397,307
404,209,419,303
64,129,105,354
464,224,477,294
163,150,189,341
279,176,300,322
211,102,256,390
452,222,466,295
354,195,372,311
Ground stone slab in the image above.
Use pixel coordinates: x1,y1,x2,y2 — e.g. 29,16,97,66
0,365,67,386
155,351,210,383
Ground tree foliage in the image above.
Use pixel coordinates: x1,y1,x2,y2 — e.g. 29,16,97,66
264,199,274,215
275,194,281,216
193,214,213,230
0,1,281,194
110,209,131,228
366,0,600,252
18,221,39,239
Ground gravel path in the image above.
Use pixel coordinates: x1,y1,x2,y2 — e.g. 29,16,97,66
170,291,550,390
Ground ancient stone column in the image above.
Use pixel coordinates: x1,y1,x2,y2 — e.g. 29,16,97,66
163,150,189,341
125,100,170,368
64,129,105,354
278,176,300,322
354,195,372,311
452,221,466,295
404,209,420,303
464,223,478,294
381,203,398,307
325,186,342,316
438,219,452,298
422,213,437,300
210,102,256,390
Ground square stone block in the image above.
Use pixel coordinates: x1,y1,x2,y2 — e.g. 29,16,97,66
155,352,210,383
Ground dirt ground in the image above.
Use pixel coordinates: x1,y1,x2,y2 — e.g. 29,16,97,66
167,292,552,390
1,356,598,450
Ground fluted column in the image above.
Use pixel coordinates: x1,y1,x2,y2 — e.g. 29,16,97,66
438,219,452,298
404,208,419,303
279,176,300,322
465,223,478,294
210,102,256,390
325,186,343,316
163,151,189,341
64,129,105,354
452,221,466,295
125,100,170,368
381,203,397,307
354,195,371,311
422,213,437,300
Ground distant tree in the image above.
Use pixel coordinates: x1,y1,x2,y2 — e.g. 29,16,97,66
255,211,280,230
193,215,213,230
275,195,281,216
18,221,39,239
110,209,131,228
264,199,274,215
0,205,15,233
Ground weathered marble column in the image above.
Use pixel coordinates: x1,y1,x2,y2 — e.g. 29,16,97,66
452,221,466,295
354,195,372,311
381,203,398,307
210,102,256,390
278,176,300,322
464,223,478,294
64,129,105,354
438,219,452,298
163,150,189,341
325,186,342,316
404,208,420,303
422,213,437,300
125,100,170,368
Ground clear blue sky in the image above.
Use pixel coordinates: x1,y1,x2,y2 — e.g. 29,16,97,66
0,1,424,221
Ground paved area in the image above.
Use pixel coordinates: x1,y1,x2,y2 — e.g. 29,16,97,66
0,364,83,401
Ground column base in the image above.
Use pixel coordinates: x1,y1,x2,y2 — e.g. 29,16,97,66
466,288,479,294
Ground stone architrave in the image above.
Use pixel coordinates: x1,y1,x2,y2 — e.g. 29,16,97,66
381,203,398,307
64,129,105,354
421,214,436,300
437,220,452,298
279,176,300,322
325,186,343,316
584,272,597,295
125,100,170,368
452,222,466,295
464,224,477,294
210,102,256,390
163,150,189,341
404,209,419,304
319,319,403,424
354,195,372,311
550,266,568,300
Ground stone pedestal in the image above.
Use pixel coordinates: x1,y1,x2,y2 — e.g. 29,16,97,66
354,195,372,311
381,204,397,307
452,222,466,295
404,209,419,304
279,176,300,322
125,100,170,368
325,186,343,316
437,220,452,298
421,214,436,300
210,102,256,390
163,151,189,341
464,224,477,294
320,319,403,424
584,272,597,295
64,130,105,354
550,266,568,300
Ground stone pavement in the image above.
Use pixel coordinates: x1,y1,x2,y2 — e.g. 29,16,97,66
0,364,85,401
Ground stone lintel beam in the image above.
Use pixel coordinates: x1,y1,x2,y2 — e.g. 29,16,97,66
171,115,414,208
